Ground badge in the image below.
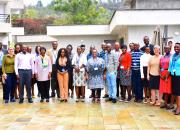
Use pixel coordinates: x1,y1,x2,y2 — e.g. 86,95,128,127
120,66,124,69
94,67,98,71
160,68,164,72
62,68,65,72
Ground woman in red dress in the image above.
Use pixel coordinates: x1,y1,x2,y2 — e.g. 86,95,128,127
159,46,174,109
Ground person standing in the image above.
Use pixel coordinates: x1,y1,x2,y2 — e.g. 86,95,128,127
66,44,74,98
131,43,143,103
86,49,105,103
129,43,134,53
168,42,180,115
56,48,70,102
72,46,87,102
14,43,21,99
140,46,152,103
99,43,109,98
112,42,122,98
105,43,118,103
0,42,8,100
148,45,161,106
15,45,34,104
35,47,52,103
159,46,174,109
140,36,154,55
118,45,132,102
2,47,16,103
47,41,60,98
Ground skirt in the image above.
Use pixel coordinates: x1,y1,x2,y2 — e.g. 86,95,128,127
171,75,180,96
149,74,160,90
141,67,149,88
73,70,86,87
159,70,171,94
119,69,131,86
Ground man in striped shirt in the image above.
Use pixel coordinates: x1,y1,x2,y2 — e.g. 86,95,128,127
131,43,143,103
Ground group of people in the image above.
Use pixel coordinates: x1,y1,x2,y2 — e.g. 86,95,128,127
0,35,180,115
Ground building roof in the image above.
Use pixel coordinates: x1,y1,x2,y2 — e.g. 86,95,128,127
16,35,58,43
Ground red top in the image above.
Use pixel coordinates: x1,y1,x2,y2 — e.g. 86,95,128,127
118,52,132,70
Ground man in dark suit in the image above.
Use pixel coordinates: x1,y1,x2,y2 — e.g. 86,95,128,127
140,36,154,55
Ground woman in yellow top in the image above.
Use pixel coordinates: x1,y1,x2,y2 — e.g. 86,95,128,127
2,47,16,103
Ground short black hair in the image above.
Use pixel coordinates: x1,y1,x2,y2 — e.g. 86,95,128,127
80,44,85,48
175,42,180,45
121,44,127,49
40,47,46,52
66,44,73,50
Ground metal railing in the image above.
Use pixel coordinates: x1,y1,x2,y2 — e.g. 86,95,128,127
0,14,10,23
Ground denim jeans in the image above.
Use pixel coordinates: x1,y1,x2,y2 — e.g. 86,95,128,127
106,72,117,99
131,69,143,100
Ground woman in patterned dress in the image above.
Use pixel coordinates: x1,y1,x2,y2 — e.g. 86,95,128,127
72,46,87,102
86,49,105,103
118,45,132,102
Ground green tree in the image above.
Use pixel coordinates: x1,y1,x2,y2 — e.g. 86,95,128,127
23,8,38,19
53,0,107,24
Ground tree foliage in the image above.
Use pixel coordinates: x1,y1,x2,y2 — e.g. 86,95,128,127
53,0,109,24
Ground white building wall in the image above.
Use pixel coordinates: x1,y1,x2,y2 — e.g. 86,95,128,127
55,35,117,54
127,25,180,47
25,35,117,54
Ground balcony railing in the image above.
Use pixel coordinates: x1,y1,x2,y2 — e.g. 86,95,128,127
0,14,10,23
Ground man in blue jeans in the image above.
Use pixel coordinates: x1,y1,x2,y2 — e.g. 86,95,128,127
104,43,118,103
131,43,143,103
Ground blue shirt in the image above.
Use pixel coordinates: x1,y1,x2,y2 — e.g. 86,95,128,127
99,50,106,60
168,53,180,76
131,50,143,70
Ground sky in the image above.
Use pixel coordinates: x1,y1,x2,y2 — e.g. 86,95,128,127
24,0,52,6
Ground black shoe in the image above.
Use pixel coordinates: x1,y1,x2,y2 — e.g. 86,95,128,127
28,99,33,103
46,99,49,102
137,100,143,103
112,99,117,103
89,95,93,98
50,95,55,98
166,105,174,110
4,100,9,104
134,99,138,102
10,99,16,103
19,99,24,104
40,99,44,103
174,111,180,115
64,99,68,102
103,94,109,98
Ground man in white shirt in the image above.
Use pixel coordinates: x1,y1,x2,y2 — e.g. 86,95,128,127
47,41,60,98
15,45,34,104
112,42,122,98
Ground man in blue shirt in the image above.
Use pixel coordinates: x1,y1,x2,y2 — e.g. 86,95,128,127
131,43,143,103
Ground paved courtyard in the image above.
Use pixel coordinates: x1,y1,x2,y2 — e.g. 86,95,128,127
0,87,180,130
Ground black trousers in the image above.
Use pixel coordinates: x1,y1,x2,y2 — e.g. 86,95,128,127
51,64,60,97
116,78,123,98
92,88,101,98
37,80,50,99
